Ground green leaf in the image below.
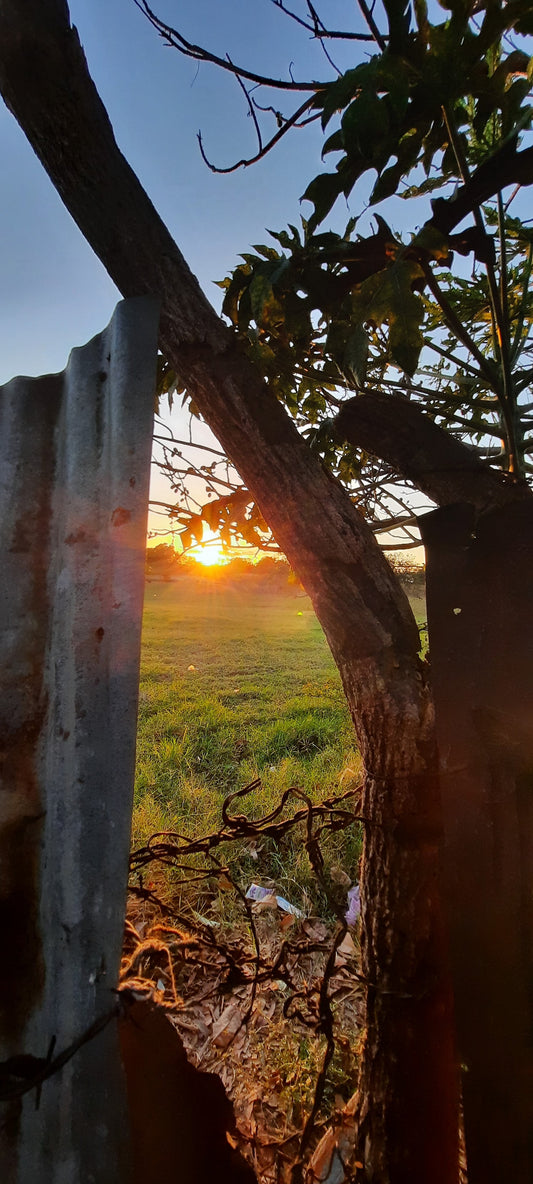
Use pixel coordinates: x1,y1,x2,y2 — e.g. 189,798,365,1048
370,160,406,204
301,172,344,232
302,391,326,422
351,259,425,376
412,223,452,262
316,61,377,130
221,265,251,324
389,315,424,375
343,326,369,386
322,128,344,156
267,226,301,250
325,321,368,386
249,272,284,328
342,93,390,163
251,243,281,261
284,294,313,344
237,283,253,334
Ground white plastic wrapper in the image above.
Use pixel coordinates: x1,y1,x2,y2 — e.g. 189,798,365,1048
246,882,304,918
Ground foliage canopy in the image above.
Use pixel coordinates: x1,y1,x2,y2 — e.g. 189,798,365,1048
147,0,533,551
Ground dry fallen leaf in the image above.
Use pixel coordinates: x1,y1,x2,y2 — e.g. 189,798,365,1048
212,1002,243,1049
335,932,357,968
303,919,330,943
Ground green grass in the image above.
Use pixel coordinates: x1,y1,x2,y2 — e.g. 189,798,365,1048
133,577,427,909
133,580,362,906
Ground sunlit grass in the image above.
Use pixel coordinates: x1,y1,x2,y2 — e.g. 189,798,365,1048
133,582,364,904
134,577,426,909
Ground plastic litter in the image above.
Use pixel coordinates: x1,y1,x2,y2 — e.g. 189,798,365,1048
345,884,361,926
246,882,304,918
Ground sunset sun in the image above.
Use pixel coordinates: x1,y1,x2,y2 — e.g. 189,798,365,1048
190,532,229,567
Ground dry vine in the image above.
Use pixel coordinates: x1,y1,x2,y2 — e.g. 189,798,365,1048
127,779,364,1183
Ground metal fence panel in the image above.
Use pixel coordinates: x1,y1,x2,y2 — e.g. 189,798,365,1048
0,296,159,1182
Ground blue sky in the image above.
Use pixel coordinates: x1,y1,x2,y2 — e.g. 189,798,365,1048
0,0,361,383
0,0,373,545
0,0,428,552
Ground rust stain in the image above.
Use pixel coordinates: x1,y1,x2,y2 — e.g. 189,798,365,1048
64,528,87,545
111,506,131,527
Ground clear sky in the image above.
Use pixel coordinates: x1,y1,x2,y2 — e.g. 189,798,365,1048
0,1,423,552
0,0,360,383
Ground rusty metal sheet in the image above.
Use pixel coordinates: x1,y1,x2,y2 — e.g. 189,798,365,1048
0,297,159,1181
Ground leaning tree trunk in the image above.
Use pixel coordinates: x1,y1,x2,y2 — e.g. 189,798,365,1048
0,4,459,1180
338,392,533,1181
336,650,458,1182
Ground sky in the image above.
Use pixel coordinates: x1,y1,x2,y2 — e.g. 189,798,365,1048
0,0,359,381
0,0,421,552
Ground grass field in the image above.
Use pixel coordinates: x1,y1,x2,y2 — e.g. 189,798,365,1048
133,578,365,903
133,576,426,908
131,574,426,1152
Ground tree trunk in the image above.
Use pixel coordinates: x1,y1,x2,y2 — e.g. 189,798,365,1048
339,660,458,1183
334,392,526,513
0,4,459,1180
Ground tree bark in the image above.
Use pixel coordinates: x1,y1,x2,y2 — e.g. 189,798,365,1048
334,392,529,512
0,4,459,1180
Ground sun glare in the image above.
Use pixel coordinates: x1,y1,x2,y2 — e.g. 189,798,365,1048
191,537,229,567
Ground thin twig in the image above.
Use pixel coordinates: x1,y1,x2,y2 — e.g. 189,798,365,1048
198,96,318,173
271,0,375,41
134,0,324,90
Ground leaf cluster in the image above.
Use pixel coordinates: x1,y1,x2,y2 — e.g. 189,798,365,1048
304,1,533,228
152,0,533,551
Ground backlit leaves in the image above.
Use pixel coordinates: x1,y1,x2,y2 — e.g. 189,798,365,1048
351,260,425,376
303,0,533,231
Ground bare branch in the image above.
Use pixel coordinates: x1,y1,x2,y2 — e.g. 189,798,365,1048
334,391,530,511
134,0,324,91
383,538,424,550
270,0,376,41
371,513,420,534
198,95,318,173
356,0,387,50
430,142,533,237
152,433,228,459
422,264,500,391
424,339,490,383
234,67,263,155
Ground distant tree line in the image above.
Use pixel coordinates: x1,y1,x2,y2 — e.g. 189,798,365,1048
145,544,424,596
145,545,296,590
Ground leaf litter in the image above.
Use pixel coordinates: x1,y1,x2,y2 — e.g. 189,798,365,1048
123,780,365,1183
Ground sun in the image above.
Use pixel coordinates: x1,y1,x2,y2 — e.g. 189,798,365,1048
190,532,229,567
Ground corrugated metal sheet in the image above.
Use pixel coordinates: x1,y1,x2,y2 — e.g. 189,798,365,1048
0,297,159,1181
